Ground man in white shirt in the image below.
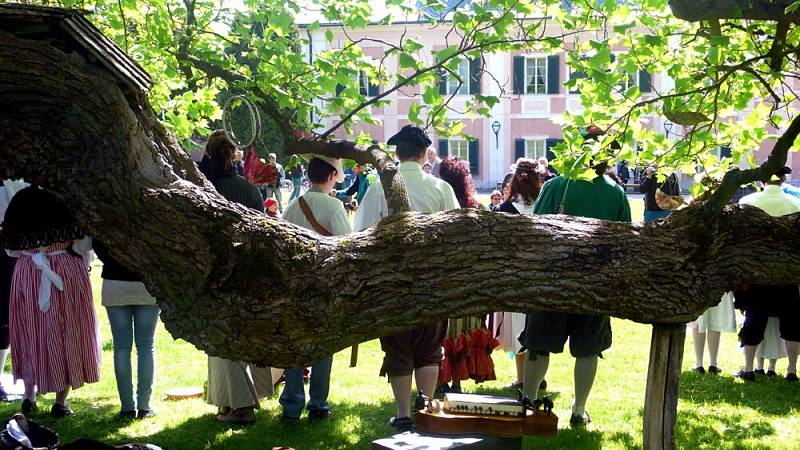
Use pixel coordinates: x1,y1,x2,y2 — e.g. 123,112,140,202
736,167,800,382
354,125,458,431
280,155,352,423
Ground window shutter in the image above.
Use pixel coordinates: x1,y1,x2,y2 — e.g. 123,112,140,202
468,139,479,175
719,145,732,159
368,79,380,97
469,58,482,95
513,56,525,95
638,69,652,93
514,139,525,160
335,84,344,97
545,138,562,161
438,139,449,158
546,55,560,94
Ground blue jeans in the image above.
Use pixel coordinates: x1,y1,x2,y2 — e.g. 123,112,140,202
106,305,160,412
643,209,672,223
289,177,303,202
279,357,333,418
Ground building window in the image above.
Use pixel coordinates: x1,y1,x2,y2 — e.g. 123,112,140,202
446,59,470,95
357,71,369,96
525,57,547,94
525,139,546,159
449,139,469,161
617,70,637,92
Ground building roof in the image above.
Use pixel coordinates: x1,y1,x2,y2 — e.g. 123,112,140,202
0,3,152,94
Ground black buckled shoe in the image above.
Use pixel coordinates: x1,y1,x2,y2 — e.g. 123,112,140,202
707,366,721,374
51,403,73,418
766,370,778,379
569,411,591,428
21,399,37,415
118,410,136,420
388,416,413,431
735,370,756,382
786,373,799,382
692,367,705,374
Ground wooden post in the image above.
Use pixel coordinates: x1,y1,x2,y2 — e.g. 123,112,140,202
350,343,359,367
643,324,685,450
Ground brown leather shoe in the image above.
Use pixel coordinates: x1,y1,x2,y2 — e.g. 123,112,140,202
216,407,255,425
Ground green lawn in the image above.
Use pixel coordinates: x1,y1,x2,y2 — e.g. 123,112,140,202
2,195,797,449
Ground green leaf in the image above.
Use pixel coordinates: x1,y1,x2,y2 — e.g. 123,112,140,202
787,0,800,13
398,52,418,70
325,29,334,42
408,101,421,125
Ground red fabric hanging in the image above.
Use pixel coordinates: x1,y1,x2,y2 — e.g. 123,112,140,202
451,334,470,382
243,147,277,186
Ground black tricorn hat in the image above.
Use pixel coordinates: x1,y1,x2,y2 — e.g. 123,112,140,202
387,125,432,147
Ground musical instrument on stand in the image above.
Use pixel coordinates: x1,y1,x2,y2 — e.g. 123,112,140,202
414,391,557,438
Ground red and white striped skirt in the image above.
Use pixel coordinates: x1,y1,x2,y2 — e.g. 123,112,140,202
9,242,100,393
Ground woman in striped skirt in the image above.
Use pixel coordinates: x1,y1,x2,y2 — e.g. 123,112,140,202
1,186,99,417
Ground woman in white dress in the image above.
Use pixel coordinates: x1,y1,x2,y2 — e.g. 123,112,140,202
493,159,544,388
753,317,786,377
690,292,736,373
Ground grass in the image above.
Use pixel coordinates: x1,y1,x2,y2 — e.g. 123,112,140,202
2,195,797,449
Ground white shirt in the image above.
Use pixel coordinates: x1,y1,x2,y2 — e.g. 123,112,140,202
354,161,459,231
283,190,352,236
0,179,29,221
739,184,800,217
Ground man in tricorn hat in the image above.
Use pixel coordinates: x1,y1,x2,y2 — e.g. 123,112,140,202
522,125,631,428
354,125,459,431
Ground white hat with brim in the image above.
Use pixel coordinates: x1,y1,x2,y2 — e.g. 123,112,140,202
302,154,345,183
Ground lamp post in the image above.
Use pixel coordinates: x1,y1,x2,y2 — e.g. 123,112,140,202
663,121,673,138
491,120,501,149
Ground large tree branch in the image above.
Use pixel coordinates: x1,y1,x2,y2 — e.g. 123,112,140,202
668,0,800,22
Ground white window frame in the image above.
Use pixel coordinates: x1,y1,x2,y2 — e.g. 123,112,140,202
524,138,547,159
448,139,469,161
524,56,548,95
445,58,470,96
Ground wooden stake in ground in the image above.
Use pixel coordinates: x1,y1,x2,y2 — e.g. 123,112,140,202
643,324,686,450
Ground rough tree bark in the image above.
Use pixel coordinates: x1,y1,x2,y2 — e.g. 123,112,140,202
668,0,800,22
2,27,800,369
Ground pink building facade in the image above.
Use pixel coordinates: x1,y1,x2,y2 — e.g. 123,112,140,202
307,23,798,190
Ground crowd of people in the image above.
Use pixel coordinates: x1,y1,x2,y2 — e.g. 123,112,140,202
0,124,798,435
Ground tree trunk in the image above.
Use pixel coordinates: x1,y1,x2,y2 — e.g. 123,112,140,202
2,29,800,368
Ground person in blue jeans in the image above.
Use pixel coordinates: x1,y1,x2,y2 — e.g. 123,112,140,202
280,154,351,423
287,156,304,202
93,241,159,420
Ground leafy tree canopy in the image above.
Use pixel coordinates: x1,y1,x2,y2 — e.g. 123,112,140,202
36,0,799,197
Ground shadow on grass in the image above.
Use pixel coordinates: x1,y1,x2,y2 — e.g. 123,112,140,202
679,369,800,416
0,394,129,444
144,398,400,450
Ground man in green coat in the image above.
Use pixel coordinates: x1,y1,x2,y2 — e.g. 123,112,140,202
522,129,631,428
